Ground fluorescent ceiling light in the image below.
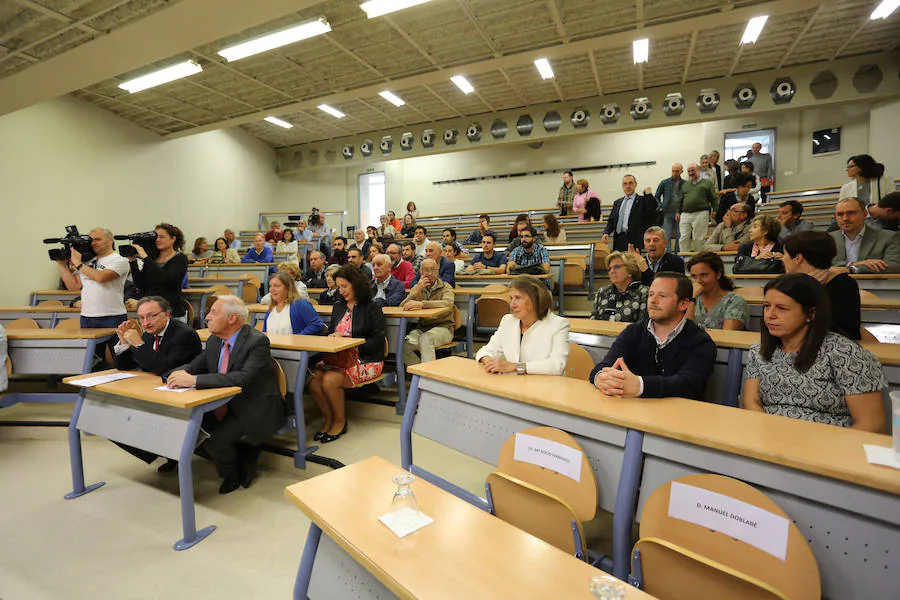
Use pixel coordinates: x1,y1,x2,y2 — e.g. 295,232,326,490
264,116,293,129
741,15,768,44
118,60,202,93
534,58,554,80
451,75,474,94
217,18,331,62
870,0,900,19
318,104,345,118
360,0,434,18
633,39,649,64
379,91,406,107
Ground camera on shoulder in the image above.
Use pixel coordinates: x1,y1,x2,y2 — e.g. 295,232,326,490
43,225,95,262
115,231,159,259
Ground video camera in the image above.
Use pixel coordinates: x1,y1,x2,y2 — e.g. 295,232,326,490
43,225,95,262
114,231,158,259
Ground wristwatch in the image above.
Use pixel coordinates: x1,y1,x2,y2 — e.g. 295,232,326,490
516,362,526,375
74,263,84,271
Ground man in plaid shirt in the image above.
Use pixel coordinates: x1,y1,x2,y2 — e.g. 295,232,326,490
557,170,576,216
507,226,550,278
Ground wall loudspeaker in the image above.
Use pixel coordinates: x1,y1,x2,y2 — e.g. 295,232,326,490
360,140,374,157
697,88,720,113
630,97,652,120
421,129,435,148
770,77,796,105
341,145,354,160
732,83,757,109
542,111,561,132
491,120,508,139
380,136,392,155
400,132,414,151
465,123,483,141
516,114,534,136
443,128,458,144
570,108,590,128
600,103,620,124
662,93,684,116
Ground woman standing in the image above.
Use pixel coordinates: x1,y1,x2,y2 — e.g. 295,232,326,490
476,275,570,375
129,223,189,322
542,213,567,243
839,154,894,207
737,216,783,259
262,272,324,336
591,252,648,322
571,179,601,223
309,266,386,442
208,237,240,264
686,251,749,330
743,274,885,432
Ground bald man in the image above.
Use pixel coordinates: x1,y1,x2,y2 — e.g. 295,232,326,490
371,254,405,306
400,259,455,364
411,241,455,287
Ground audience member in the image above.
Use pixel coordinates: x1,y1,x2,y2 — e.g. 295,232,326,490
400,214,417,237
412,226,430,256
307,213,332,256
318,265,341,305
302,251,327,288
744,274,885,432
242,232,275,274
264,221,283,244
209,237,240,264
166,296,285,493
309,266,387,443
260,262,309,303
441,228,458,246
401,259,456,365
591,273,716,400
329,236,349,266
715,172,755,224
387,210,402,233
275,228,299,264
402,241,424,274
262,272,324,336
739,161,762,198
371,254,405,306
829,198,900,273
747,142,774,202
406,201,419,219
412,241,455,287
654,163,685,251
294,219,313,244
387,243,415,288
466,232,507,275
476,275,570,375
591,252,648,322
868,190,900,232
704,203,752,252
782,231,861,340
558,170,576,216
224,229,240,250
114,295,201,378
347,247,373,278
507,226,550,277
190,237,212,264
349,229,372,259
542,214,567,243
708,150,723,190
464,214,492,245
602,174,656,251
507,213,530,246
443,242,467,274
698,154,719,193
368,241,385,262
777,200,814,241
378,216,396,237
636,226,684,285
572,178,600,223
678,163,717,251
737,215,783,259
686,252,749,331
839,154,894,207
129,223,189,322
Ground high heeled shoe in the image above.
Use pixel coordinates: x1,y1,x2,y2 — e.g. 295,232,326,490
320,424,347,444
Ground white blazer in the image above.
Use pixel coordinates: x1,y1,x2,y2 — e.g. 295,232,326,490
475,312,570,375
839,176,895,205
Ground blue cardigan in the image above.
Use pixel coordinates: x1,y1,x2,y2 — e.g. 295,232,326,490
263,299,325,335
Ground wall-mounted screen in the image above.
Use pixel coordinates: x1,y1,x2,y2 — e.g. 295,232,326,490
812,127,841,155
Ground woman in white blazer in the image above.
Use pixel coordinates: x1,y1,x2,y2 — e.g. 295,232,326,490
839,154,894,206
475,275,570,375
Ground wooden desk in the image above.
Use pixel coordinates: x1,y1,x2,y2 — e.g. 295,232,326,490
186,262,275,285
188,277,247,298
61,370,239,550
30,289,79,306
197,329,363,470
0,305,80,328
286,456,650,600
404,357,900,599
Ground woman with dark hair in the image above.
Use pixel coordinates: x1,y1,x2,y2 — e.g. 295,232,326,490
542,213,567,243
190,237,212,264
406,201,419,219
308,265,386,442
839,154,893,206
400,213,417,238
686,251,749,330
739,161,761,198
318,264,341,305
275,228,299,263
743,273,886,432
475,275,570,375
262,272,324,336
209,237,240,264
737,215,783,260
781,231,861,340
128,222,189,322
507,213,531,248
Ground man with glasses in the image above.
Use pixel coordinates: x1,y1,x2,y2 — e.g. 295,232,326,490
591,273,716,401
387,243,415,289
704,203,753,252
830,197,900,273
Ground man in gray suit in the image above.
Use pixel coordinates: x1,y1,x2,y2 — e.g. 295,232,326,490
167,296,285,494
829,198,900,274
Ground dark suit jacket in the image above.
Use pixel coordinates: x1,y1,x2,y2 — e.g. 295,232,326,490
372,276,406,307
174,325,285,445
114,318,202,375
302,268,327,288
329,301,387,364
639,252,685,285
604,193,657,251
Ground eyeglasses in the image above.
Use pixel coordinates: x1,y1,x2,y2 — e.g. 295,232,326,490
138,311,164,322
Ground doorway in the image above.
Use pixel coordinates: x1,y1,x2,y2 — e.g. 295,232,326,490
358,172,386,234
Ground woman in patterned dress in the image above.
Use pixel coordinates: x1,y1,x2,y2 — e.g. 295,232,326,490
686,251,749,330
308,265,387,443
743,274,886,432
591,252,648,322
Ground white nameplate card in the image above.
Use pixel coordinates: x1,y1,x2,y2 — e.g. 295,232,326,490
68,372,138,387
153,386,195,393
513,433,582,482
863,444,900,470
668,482,789,560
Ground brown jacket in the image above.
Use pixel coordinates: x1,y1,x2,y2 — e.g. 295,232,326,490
400,277,455,331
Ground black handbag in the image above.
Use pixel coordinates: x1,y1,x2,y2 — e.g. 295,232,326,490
733,254,785,275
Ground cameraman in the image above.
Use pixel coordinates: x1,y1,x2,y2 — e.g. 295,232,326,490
128,223,189,323
56,227,130,332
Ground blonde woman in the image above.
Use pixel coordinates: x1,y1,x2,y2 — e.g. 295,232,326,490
591,252,648,322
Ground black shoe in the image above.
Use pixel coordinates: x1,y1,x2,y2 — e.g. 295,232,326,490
219,478,241,494
313,431,327,442
157,459,177,473
238,445,260,489
320,424,347,444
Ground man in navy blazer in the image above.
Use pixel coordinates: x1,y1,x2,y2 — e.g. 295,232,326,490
603,174,658,252
167,296,285,494
114,296,201,374
371,254,406,306
411,241,455,288
636,227,685,285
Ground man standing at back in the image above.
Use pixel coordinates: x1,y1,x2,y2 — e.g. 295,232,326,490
747,142,774,203
591,273,715,400
654,163,684,252
603,174,657,252
677,163,717,252
167,296,285,494
558,170,576,216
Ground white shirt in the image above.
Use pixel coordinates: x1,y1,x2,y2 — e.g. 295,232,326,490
259,280,309,304
415,238,430,256
842,226,866,265
265,304,293,335
475,312,570,375
78,253,130,317
114,318,170,356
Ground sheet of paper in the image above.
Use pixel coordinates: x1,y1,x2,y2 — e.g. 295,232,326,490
68,372,138,388
513,432,582,482
667,481,790,560
864,444,900,470
378,508,434,538
153,385,195,393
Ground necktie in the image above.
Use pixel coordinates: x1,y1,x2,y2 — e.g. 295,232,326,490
214,342,230,420
617,197,632,233
153,335,160,351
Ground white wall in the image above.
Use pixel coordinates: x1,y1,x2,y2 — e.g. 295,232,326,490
276,102,877,229
869,98,900,179
0,96,279,305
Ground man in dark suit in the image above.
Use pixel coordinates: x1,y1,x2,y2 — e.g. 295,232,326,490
603,174,657,252
167,296,285,494
302,251,328,288
634,227,685,285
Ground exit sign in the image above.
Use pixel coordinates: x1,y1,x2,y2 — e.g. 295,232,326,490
741,123,758,130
